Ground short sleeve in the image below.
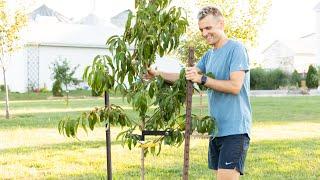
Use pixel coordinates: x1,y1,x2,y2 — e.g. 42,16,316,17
196,52,209,74
230,44,249,73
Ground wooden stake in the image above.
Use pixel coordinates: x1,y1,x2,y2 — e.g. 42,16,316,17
183,47,194,180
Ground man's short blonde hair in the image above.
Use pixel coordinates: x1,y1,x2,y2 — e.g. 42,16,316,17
197,6,223,21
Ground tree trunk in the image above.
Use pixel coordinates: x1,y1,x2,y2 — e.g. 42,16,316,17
141,119,145,180
200,91,203,116
2,67,9,119
65,85,69,106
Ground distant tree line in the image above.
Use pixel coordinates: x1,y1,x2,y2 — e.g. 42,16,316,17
250,65,319,90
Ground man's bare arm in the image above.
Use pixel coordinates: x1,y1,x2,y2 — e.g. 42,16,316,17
186,67,246,95
204,71,245,95
147,68,180,83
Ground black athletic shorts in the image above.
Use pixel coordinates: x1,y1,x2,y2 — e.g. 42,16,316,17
208,134,250,175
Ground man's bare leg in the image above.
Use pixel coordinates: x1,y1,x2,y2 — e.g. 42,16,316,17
217,169,240,180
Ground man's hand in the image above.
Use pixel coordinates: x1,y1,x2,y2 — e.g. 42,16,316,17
186,67,202,84
144,67,158,80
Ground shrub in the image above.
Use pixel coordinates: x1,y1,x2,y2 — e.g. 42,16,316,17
290,70,301,87
40,87,49,93
0,84,5,92
250,68,266,90
250,68,290,90
306,65,319,88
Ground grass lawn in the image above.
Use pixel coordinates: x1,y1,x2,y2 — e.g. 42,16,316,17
0,90,92,101
0,95,320,179
0,89,121,101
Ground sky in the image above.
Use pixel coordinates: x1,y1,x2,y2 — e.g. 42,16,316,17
258,0,319,51
10,0,320,51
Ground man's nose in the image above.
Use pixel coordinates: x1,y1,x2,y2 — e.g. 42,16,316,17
202,30,207,37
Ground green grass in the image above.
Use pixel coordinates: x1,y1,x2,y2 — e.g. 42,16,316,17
0,89,123,101
1,96,320,129
0,138,319,179
0,89,94,101
0,95,320,179
251,96,320,123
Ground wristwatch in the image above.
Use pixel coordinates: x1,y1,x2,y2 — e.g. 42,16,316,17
200,75,207,85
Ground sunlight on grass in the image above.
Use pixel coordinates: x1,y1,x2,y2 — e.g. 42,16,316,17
0,96,320,179
0,138,319,179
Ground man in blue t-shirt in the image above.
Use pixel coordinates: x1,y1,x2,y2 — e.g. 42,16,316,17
147,6,251,180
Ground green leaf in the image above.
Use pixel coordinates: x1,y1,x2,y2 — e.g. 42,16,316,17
128,138,132,150
159,46,164,57
88,114,96,131
148,83,154,98
58,119,64,134
150,146,155,154
81,113,88,134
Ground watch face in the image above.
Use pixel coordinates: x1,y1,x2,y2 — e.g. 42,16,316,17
201,75,207,85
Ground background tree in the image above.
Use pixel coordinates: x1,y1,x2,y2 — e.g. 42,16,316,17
176,0,272,63
306,65,319,89
50,57,80,105
0,0,27,119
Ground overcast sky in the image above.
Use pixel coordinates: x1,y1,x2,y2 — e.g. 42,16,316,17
11,0,320,51
258,0,319,50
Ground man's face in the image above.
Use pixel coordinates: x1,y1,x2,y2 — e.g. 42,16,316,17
198,14,224,46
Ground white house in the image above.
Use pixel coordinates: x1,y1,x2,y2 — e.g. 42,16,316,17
261,33,317,73
0,4,123,92
0,4,184,93
259,2,320,73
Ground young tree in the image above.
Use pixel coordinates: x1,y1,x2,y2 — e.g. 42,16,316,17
59,0,215,178
0,0,27,119
50,57,80,105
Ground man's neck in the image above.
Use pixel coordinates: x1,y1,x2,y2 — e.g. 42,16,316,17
213,37,228,49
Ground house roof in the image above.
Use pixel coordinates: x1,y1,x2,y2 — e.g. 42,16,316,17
78,13,107,26
22,22,124,48
262,40,295,57
110,9,131,28
24,4,125,48
28,4,71,23
262,33,316,56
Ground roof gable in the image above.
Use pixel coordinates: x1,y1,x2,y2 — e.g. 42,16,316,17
29,4,71,23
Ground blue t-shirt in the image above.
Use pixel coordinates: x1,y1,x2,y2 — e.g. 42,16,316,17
196,40,252,138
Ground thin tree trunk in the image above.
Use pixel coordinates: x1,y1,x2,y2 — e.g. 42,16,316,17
65,85,69,106
2,67,9,119
104,92,112,180
200,91,203,116
141,119,145,180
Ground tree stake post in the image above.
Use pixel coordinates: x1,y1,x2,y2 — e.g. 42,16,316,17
183,47,194,179
104,92,112,180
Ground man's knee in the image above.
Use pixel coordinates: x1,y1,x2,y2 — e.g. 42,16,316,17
217,168,240,180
